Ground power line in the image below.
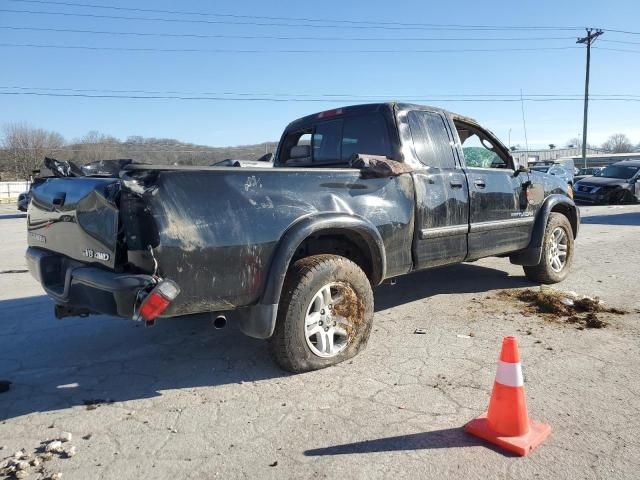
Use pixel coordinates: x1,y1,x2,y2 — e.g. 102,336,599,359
602,29,640,35
0,26,578,42
601,39,640,45
0,8,587,32
3,91,640,102
593,46,640,53
3,86,640,99
0,42,583,54
4,0,588,31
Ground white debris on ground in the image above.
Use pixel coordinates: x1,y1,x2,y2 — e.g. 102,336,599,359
0,433,78,479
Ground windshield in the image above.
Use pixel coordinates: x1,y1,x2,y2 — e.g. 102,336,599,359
601,165,639,180
530,166,550,173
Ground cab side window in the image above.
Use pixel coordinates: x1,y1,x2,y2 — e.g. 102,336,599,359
407,111,456,169
281,113,392,166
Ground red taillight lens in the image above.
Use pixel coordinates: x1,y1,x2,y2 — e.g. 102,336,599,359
137,279,180,322
317,108,343,119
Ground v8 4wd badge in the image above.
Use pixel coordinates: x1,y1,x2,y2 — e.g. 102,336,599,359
82,248,110,261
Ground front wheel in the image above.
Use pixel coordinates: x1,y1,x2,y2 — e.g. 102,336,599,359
269,254,374,373
523,213,575,284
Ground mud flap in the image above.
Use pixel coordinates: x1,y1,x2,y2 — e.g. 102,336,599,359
233,303,278,339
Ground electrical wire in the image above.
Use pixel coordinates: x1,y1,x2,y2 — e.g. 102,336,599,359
0,26,579,42
0,8,587,32
3,91,640,102
4,0,589,31
3,86,640,99
0,42,583,54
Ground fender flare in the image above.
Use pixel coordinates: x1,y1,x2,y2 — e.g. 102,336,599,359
234,212,386,339
510,194,579,266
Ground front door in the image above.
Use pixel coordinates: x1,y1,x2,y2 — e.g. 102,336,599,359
453,121,532,259
406,110,470,269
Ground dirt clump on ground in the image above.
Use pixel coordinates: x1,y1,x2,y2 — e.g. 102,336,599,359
496,288,627,329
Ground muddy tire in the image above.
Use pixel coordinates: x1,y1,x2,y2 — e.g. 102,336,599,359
269,254,374,373
523,213,574,284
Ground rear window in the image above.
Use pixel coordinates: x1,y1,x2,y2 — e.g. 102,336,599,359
281,113,392,166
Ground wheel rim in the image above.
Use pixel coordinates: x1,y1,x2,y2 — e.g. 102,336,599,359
547,227,569,273
304,282,354,358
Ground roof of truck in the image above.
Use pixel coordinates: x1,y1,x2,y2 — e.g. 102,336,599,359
284,102,480,130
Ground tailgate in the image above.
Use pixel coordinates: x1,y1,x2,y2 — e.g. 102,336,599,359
27,177,122,269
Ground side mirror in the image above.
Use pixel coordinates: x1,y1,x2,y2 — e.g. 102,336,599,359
513,161,529,176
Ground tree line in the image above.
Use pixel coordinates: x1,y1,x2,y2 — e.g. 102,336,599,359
1,122,638,181
0,123,278,181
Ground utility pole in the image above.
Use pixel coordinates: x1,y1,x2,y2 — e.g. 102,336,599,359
577,28,604,169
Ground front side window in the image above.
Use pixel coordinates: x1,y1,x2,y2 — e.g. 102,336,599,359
456,122,510,169
407,111,456,169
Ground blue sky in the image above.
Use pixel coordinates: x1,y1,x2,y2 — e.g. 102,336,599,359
1,0,639,148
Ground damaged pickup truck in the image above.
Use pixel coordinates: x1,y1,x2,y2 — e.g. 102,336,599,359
26,103,579,372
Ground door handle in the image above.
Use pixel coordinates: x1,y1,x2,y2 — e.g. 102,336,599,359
474,179,486,189
449,180,463,188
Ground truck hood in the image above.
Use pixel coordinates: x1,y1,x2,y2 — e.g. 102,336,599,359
575,176,630,187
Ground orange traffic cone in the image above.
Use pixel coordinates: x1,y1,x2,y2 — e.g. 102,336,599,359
464,336,551,456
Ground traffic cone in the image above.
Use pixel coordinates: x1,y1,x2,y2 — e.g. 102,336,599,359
464,336,551,456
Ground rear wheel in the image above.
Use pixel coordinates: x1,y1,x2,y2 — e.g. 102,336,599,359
523,213,574,284
269,254,374,373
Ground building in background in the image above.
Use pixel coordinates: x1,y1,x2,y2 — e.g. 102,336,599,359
510,146,604,165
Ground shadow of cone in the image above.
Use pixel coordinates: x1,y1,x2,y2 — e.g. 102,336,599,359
464,336,551,456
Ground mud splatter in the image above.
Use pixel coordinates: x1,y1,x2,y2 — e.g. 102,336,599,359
496,288,627,329
333,282,365,341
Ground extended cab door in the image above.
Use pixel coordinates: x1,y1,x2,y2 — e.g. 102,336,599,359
404,110,470,269
452,119,532,260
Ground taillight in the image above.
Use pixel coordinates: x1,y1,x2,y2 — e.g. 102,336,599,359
136,279,180,324
317,108,343,119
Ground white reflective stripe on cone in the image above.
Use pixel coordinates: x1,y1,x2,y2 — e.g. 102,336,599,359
495,361,524,387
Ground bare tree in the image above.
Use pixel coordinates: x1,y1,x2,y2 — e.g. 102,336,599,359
602,133,634,153
566,137,581,148
72,130,121,162
1,123,65,180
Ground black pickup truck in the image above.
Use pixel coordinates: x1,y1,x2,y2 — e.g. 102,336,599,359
26,103,579,372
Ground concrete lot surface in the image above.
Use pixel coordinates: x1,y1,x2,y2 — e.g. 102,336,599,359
1,205,639,479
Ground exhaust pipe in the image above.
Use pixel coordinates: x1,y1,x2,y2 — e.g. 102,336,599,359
213,315,227,329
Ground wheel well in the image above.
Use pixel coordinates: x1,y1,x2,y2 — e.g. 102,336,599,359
291,230,374,283
551,203,578,238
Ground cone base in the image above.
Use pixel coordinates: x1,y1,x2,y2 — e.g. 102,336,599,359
464,412,551,456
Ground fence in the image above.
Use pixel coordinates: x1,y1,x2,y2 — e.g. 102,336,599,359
0,181,30,203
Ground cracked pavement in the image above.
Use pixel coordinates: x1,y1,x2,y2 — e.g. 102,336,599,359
1,204,639,479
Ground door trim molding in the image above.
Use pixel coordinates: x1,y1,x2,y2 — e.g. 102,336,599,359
420,224,469,239
469,216,534,233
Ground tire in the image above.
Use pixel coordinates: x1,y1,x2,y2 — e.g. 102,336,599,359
611,189,635,205
269,254,374,373
523,213,574,284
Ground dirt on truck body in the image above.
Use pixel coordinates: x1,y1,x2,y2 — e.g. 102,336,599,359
26,102,579,372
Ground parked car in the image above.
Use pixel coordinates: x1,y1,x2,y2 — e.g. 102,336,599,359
25,103,579,372
16,192,30,212
529,163,575,187
574,166,604,183
573,160,640,204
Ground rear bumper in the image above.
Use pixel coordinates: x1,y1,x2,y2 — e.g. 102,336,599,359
26,247,154,318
